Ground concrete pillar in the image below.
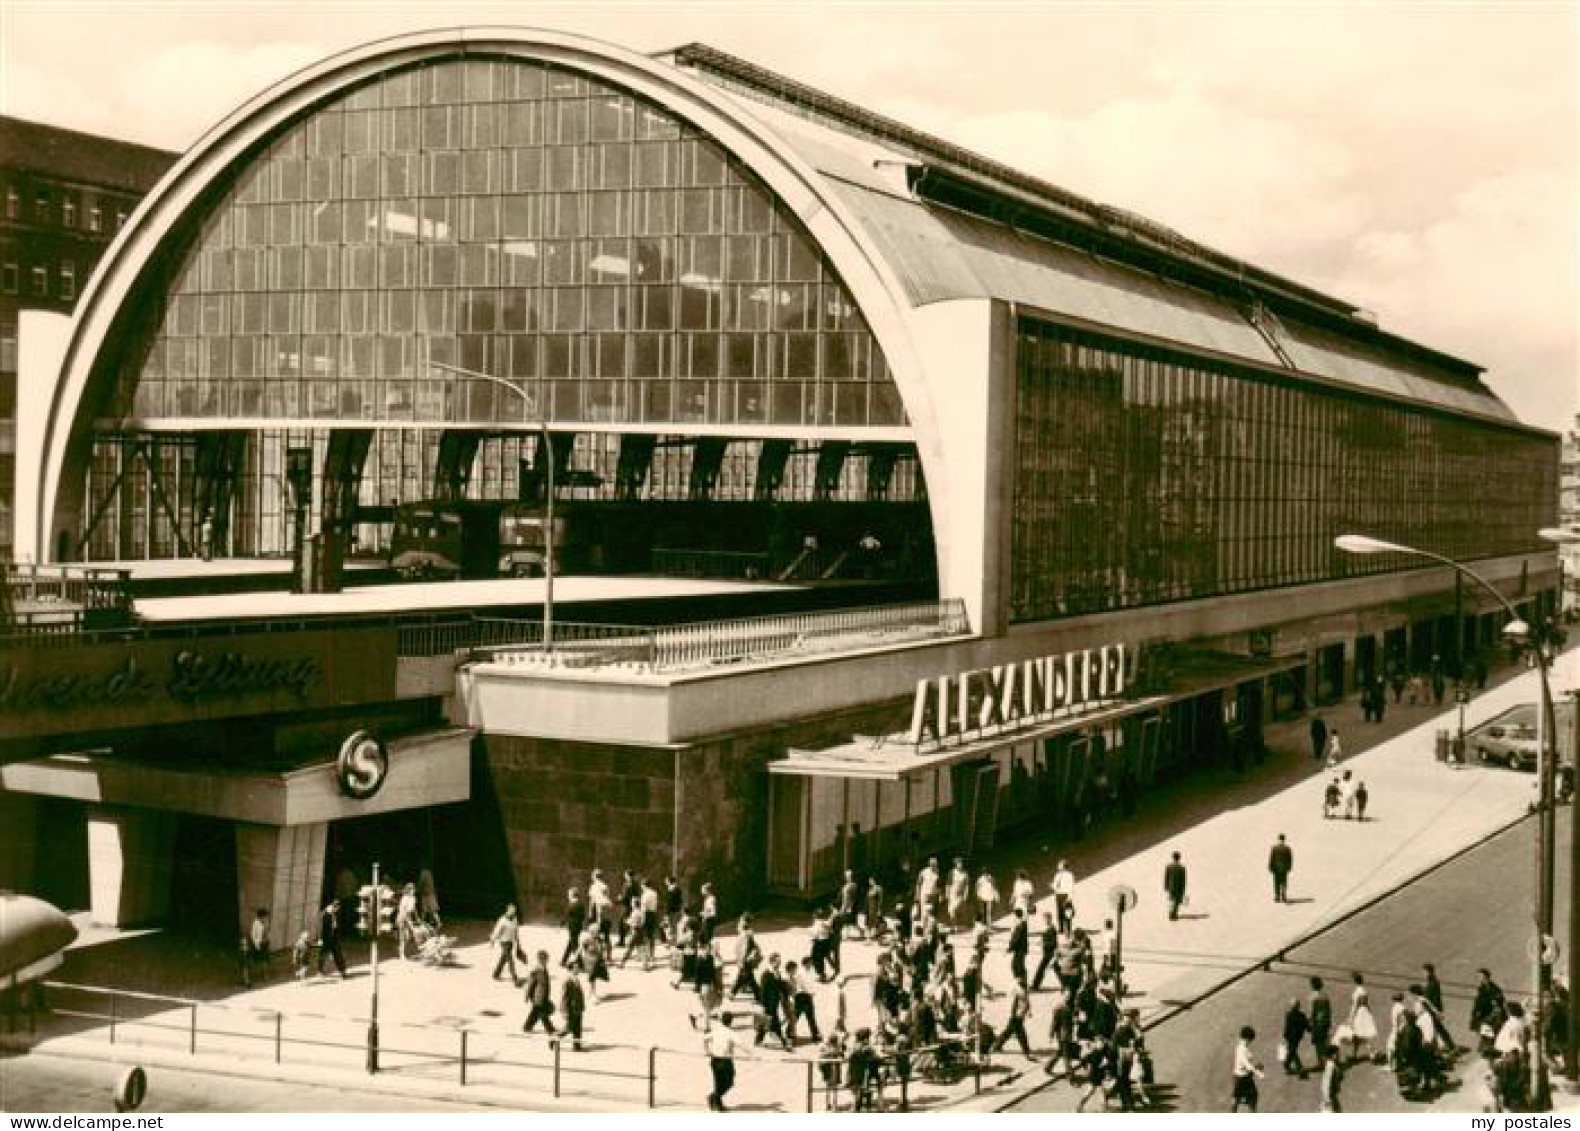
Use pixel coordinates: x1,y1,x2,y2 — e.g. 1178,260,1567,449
0,793,39,892
235,822,327,952
86,808,174,927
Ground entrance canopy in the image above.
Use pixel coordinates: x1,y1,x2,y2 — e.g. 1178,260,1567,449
769,649,1301,782
0,727,472,825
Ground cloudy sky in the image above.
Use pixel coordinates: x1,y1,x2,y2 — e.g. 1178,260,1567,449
1,0,1573,431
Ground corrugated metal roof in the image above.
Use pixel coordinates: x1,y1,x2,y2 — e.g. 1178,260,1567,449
728,101,1519,423
829,179,1287,366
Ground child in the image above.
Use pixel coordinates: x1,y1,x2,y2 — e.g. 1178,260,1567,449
292,930,313,980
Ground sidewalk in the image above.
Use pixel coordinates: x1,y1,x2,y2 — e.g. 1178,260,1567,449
9,654,1566,1113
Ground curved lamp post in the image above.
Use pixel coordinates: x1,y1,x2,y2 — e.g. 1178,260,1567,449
1540,526,1580,1089
430,360,555,655
1335,533,1554,1108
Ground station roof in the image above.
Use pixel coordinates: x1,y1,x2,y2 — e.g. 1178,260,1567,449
662,43,1523,428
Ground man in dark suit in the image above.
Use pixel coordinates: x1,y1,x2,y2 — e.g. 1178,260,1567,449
1163,852,1188,920
1031,910,1059,990
1007,908,1030,983
522,950,556,1034
1309,715,1328,762
1268,834,1294,903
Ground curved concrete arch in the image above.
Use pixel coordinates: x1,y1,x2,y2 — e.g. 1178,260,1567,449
35,26,963,608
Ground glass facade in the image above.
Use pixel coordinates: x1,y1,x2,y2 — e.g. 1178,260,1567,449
1010,319,1558,623
111,55,904,432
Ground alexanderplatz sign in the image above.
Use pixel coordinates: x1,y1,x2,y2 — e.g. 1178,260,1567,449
907,644,1134,752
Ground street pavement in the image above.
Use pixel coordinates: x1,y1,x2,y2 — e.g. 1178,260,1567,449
1,1050,491,1113
4,649,1571,1113
1011,808,1571,1113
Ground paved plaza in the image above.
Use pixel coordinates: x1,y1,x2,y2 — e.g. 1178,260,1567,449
6,650,1573,1113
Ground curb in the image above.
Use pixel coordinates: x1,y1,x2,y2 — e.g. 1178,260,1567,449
994,804,1535,1111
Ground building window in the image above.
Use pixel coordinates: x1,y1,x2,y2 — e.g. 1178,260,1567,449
1,263,16,293
89,205,103,232
30,265,47,296
115,209,128,231
5,187,18,220
62,198,77,228
60,261,76,301
35,193,49,224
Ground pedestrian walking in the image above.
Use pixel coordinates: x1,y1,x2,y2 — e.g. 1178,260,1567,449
317,900,346,978
560,888,587,967
1268,834,1294,903
915,856,941,917
1470,968,1506,1035
945,858,971,929
291,930,312,980
1340,771,1358,819
246,908,271,983
1051,859,1076,929
862,877,885,942
1231,1025,1265,1112
1310,714,1329,761
702,1012,738,1111
756,954,790,1048
1163,852,1188,920
560,969,586,1050
1355,780,1370,821
395,883,418,960
491,904,523,985
974,869,1000,927
788,959,821,1044
1007,908,1030,983
522,951,556,1034
1032,910,1059,990
1282,998,1310,1076
699,882,719,945
588,870,613,946
417,866,441,928
1010,868,1036,917
1318,1043,1345,1112
1309,977,1333,1056
993,977,1035,1058
1345,971,1378,1064
1326,730,1343,768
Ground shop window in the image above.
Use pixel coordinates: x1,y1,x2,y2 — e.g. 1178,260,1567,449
30,265,47,296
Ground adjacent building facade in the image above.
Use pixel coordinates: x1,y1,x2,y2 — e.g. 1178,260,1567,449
0,117,176,560
0,29,1561,940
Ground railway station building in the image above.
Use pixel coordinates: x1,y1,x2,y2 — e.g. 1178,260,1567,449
0,28,1561,943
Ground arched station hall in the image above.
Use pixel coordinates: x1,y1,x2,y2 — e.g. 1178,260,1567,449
0,28,1560,945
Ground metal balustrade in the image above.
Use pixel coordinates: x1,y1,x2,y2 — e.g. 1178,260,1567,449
2,562,135,633
470,599,969,673
24,980,998,1112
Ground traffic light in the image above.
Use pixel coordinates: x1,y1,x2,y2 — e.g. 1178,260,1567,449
356,885,375,936
377,885,396,936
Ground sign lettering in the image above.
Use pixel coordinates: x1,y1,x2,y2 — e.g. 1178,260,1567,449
907,643,1134,749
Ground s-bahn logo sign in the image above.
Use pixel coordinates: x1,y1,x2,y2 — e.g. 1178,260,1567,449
336,729,389,800
908,643,1134,750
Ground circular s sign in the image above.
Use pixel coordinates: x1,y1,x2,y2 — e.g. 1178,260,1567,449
337,730,389,800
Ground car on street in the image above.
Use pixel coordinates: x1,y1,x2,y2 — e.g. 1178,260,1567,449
1470,708,1540,769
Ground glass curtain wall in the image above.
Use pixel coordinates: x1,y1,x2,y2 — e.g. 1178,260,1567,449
109,54,904,433
1010,319,1557,623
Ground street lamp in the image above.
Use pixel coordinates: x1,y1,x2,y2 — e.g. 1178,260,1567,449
1540,526,1580,1089
1335,533,1556,1108
429,360,555,655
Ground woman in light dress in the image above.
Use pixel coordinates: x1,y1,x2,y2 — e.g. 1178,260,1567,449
1346,971,1378,1064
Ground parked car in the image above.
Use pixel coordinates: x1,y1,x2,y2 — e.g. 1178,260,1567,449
1470,708,1540,770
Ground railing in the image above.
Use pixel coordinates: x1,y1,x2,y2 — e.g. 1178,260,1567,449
471,599,970,673
27,981,1001,1112
650,548,772,580
2,562,135,632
